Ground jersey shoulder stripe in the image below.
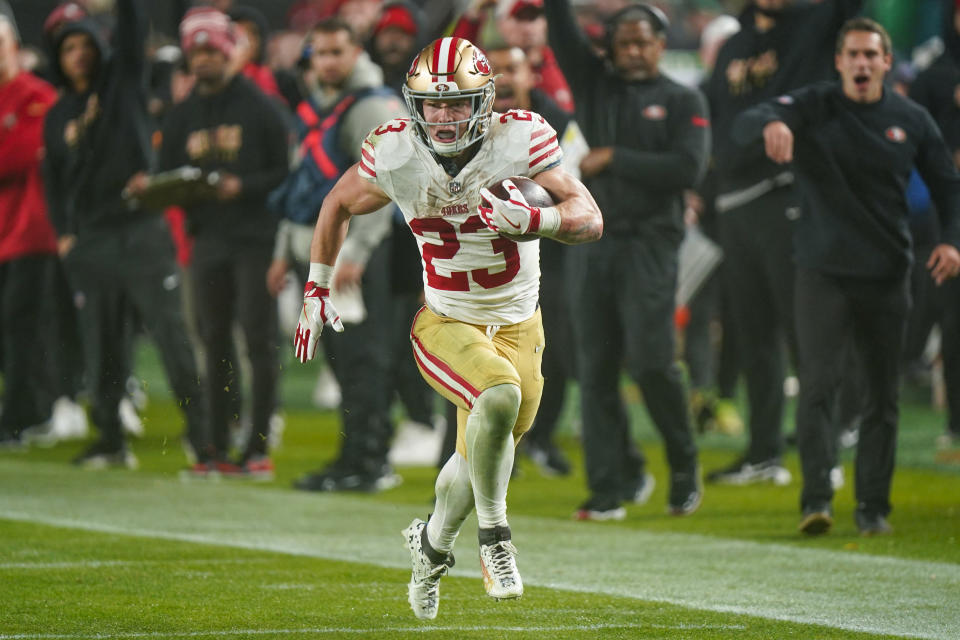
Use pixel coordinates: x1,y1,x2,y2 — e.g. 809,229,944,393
527,123,562,173
356,117,413,183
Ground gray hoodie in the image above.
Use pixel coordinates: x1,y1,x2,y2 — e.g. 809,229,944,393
276,52,406,268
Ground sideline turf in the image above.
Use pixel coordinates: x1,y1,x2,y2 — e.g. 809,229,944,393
2,343,958,638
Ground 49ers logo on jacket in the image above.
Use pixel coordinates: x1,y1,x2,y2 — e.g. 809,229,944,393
885,126,906,143
642,104,667,120
473,50,491,75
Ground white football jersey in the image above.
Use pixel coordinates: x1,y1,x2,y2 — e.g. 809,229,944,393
358,110,563,325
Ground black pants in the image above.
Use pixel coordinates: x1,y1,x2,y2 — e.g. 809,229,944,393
389,224,435,425
941,278,960,435
0,254,58,434
568,232,698,502
795,268,909,516
64,217,206,451
320,240,394,474
390,292,435,425
191,237,277,458
526,240,574,447
903,245,960,435
719,186,798,462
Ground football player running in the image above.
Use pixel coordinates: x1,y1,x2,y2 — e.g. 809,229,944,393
294,37,602,619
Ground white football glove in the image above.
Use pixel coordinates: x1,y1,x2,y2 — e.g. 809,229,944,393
294,281,344,363
479,179,541,236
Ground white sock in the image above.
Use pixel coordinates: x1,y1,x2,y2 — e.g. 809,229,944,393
426,452,474,554
464,384,521,529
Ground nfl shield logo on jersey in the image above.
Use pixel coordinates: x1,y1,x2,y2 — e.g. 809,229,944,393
448,180,463,194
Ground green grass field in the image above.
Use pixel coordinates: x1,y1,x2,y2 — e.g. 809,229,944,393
1,344,959,639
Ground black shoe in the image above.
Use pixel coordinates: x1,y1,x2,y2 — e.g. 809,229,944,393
798,505,833,536
0,431,25,451
668,468,702,516
706,457,792,486
573,495,626,521
855,511,892,537
294,462,401,492
294,465,362,491
73,440,138,470
525,441,571,476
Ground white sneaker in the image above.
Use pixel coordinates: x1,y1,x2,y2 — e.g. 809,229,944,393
389,419,443,467
51,396,89,441
312,367,342,409
830,465,845,490
479,537,523,600
119,397,144,438
19,421,58,448
268,412,285,451
402,518,454,620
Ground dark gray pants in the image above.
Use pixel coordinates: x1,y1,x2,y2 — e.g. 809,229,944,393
191,237,277,458
795,268,909,516
64,217,206,451
568,232,698,502
0,254,58,434
718,186,798,462
527,240,574,447
319,240,395,475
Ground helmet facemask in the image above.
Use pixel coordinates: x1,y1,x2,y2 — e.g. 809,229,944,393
403,82,495,156
403,37,496,158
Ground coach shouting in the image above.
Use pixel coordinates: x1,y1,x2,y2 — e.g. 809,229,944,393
733,18,960,537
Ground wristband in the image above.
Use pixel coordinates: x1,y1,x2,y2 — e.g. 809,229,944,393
308,262,335,289
536,206,562,237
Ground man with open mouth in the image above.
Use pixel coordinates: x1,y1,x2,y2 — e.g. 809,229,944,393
733,18,960,537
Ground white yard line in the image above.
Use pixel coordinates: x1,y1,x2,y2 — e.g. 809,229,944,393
0,558,262,570
0,623,746,639
1,460,958,639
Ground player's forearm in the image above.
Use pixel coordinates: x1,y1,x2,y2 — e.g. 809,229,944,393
310,199,351,265
551,195,603,244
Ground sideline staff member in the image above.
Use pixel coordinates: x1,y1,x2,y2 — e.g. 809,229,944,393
734,18,960,536
545,0,708,520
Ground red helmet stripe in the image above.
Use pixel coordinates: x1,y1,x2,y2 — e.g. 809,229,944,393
430,37,459,81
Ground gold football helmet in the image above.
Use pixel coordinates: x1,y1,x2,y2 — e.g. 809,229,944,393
403,37,495,157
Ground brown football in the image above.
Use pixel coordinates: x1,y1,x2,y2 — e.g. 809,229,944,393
484,176,555,242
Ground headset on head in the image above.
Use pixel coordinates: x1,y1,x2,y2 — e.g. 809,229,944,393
604,3,670,50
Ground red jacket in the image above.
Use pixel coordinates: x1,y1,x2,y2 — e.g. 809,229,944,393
0,72,58,262
534,47,574,114
241,62,286,105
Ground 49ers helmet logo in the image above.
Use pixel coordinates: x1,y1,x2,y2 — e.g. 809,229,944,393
885,126,906,143
474,50,491,75
407,52,420,77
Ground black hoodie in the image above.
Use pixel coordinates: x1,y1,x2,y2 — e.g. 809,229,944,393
704,0,862,195
158,74,289,245
42,0,154,235
910,2,960,152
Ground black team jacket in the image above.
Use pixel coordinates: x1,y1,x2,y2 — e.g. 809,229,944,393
705,0,862,197
733,82,960,279
158,74,289,245
43,0,154,236
544,0,709,240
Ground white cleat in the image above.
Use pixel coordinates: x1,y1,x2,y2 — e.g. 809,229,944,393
830,465,845,491
119,397,144,438
402,519,454,620
51,396,89,441
479,538,523,600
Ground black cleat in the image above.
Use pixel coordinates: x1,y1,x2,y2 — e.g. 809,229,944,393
798,506,833,536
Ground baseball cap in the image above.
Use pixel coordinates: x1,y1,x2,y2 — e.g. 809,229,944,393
374,5,418,36
180,7,236,58
504,0,543,21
